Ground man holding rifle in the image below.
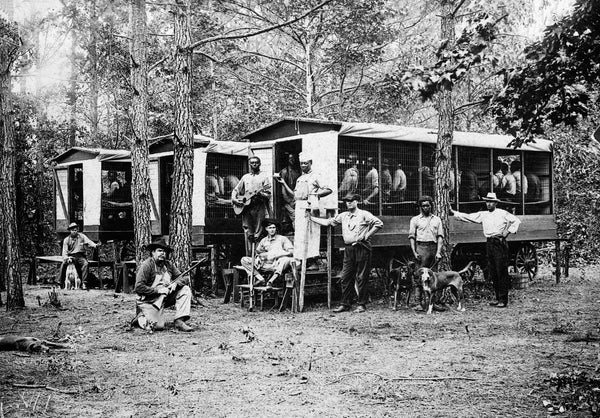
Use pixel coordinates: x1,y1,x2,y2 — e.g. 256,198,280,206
132,239,194,332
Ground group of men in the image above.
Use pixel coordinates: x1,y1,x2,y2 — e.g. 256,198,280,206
60,153,522,333
409,192,521,309
339,154,407,204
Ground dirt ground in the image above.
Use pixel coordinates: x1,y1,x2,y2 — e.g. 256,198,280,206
0,264,599,418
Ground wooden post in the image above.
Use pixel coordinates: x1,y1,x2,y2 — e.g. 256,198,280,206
210,245,218,294
299,209,310,312
327,212,333,310
564,241,570,278
248,241,255,311
555,239,561,284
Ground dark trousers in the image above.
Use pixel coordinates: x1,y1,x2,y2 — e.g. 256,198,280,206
486,238,510,304
413,241,437,307
241,202,271,255
340,244,371,307
59,255,89,286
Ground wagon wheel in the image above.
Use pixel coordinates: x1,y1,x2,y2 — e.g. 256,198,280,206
514,244,538,280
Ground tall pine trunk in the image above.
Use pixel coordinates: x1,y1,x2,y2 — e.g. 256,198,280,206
129,0,152,263
0,18,25,309
88,0,100,142
170,0,194,269
434,0,456,270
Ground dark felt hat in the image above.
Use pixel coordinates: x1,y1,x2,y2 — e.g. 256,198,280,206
261,218,281,230
146,238,172,253
67,222,79,230
342,193,362,202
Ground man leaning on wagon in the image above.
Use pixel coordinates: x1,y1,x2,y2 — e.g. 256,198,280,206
310,193,383,313
132,239,194,332
408,196,444,310
60,222,98,290
450,192,521,308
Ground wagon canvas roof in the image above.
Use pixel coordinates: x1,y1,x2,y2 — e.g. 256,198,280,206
203,140,250,156
243,118,552,152
52,147,131,166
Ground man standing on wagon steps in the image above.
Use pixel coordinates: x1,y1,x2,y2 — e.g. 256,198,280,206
450,192,521,308
231,156,273,255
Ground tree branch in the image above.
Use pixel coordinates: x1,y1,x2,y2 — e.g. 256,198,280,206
185,0,335,51
453,99,487,115
451,0,469,17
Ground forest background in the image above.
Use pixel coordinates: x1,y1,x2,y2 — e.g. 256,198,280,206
0,0,599,305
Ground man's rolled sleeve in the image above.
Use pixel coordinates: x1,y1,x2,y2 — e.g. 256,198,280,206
507,213,521,234
408,217,417,240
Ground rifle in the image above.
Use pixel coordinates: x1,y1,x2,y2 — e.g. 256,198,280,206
152,260,202,309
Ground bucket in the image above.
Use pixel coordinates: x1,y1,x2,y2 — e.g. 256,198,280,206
511,273,529,289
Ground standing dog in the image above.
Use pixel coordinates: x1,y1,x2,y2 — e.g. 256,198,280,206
417,262,474,314
389,261,415,310
65,262,81,290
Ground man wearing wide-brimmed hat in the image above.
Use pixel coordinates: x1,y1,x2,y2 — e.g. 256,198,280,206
450,192,521,308
133,239,194,332
59,222,98,290
240,218,295,287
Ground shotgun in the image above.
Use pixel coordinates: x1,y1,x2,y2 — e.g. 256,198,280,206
152,260,202,309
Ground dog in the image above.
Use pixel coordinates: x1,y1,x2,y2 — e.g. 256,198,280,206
0,336,71,352
417,261,474,314
65,262,80,290
389,261,415,310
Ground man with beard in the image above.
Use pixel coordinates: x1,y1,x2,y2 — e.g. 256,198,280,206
133,239,194,332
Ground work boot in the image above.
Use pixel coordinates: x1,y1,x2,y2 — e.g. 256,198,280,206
174,319,193,332
354,304,366,313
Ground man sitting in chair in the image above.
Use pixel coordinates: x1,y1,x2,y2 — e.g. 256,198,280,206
60,222,98,290
241,218,295,288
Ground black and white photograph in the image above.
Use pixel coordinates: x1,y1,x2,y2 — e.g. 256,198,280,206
0,0,599,416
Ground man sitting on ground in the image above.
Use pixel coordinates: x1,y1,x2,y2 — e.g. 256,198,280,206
241,218,295,288
133,239,194,332
59,222,98,290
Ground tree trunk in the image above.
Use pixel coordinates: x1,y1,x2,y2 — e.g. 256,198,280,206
129,0,152,263
68,40,77,147
434,0,456,270
305,39,313,115
170,0,194,269
0,20,25,309
88,0,100,143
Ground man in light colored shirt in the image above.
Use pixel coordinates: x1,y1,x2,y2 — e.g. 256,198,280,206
291,152,332,267
381,159,392,203
362,157,379,205
231,156,273,255
339,153,359,200
310,193,383,313
408,196,444,309
393,162,407,202
241,218,295,287
450,192,521,308
59,222,98,290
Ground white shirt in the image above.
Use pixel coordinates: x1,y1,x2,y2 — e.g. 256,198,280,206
453,208,521,238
